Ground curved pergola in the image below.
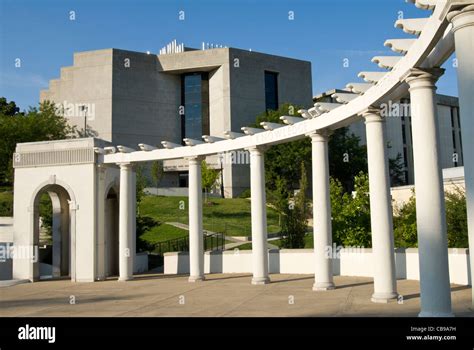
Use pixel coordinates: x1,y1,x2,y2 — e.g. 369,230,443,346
97,0,474,317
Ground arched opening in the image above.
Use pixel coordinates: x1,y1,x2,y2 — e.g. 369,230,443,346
104,187,119,277
33,184,72,280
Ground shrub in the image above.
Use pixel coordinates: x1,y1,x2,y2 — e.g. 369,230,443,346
392,185,468,248
330,172,372,248
445,185,468,248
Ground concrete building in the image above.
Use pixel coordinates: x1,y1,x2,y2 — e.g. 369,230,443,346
40,44,313,197
314,89,463,185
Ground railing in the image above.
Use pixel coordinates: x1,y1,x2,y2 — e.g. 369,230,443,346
153,232,225,255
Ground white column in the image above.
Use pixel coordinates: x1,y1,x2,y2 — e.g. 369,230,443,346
362,109,397,303
96,165,106,281
68,200,78,282
448,5,474,308
188,156,205,282
131,170,137,273
406,68,452,317
118,163,134,281
309,131,334,291
249,146,270,285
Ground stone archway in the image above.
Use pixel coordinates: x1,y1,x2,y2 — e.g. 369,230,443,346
30,182,76,282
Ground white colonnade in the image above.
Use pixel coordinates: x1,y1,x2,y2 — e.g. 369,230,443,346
103,1,474,318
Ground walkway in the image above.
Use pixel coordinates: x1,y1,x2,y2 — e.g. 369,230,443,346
1,274,472,317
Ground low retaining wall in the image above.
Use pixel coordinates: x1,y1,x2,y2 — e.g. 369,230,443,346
164,248,471,285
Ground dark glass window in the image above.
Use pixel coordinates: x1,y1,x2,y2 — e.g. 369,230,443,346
181,73,209,142
265,71,279,111
178,173,188,188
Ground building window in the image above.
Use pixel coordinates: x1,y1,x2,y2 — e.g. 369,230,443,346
264,71,279,111
181,72,209,142
178,173,188,188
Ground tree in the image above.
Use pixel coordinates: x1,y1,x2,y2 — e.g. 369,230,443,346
281,162,308,249
201,160,219,203
254,104,311,192
388,148,406,186
267,175,288,227
135,164,147,214
328,127,368,192
393,191,418,248
0,97,20,116
0,99,75,184
330,172,372,247
253,104,368,193
445,185,468,248
151,160,164,188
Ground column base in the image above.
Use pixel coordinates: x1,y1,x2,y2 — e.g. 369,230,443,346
371,292,398,304
418,311,454,317
188,275,205,283
251,276,270,285
313,282,335,291
118,276,133,282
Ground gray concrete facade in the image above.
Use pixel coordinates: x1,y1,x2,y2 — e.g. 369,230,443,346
40,47,313,196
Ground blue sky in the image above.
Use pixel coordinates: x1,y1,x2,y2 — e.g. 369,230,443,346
0,0,458,111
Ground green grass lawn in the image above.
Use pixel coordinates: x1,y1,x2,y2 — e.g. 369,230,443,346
139,195,281,237
269,234,313,249
140,223,188,245
231,234,313,251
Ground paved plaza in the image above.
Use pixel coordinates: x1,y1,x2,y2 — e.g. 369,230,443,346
1,274,472,317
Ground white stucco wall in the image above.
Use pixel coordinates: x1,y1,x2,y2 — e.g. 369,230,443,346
164,248,471,285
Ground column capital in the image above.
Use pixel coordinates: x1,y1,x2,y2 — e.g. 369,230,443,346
307,129,332,142
185,155,205,163
117,162,133,170
360,107,384,124
447,4,474,32
405,67,444,90
246,145,269,154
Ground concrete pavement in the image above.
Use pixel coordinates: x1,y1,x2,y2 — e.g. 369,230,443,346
0,274,472,317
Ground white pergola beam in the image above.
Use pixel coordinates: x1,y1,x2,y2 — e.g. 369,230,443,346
223,131,245,139
161,141,182,149
117,145,135,153
104,146,117,154
138,143,157,151
183,138,205,147
384,39,417,54
331,92,359,104
202,135,225,143
260,122,284,131
314,102,341,113
280,115,304,125
372,56,402,70
406,0,437,11
298,109,314,119
346,83,373,94
395,18,429,36
241,127,265,135
358,72,387,84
